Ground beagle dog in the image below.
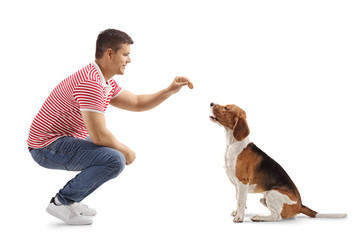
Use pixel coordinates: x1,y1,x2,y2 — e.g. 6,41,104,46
210,103,346,222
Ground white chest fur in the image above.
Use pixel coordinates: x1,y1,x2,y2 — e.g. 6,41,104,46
224,128,253,190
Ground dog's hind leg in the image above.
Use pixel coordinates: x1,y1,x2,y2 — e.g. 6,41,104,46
251,190,297,222
259,198,267,207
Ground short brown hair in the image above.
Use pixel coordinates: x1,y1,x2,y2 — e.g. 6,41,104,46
95,29,134,59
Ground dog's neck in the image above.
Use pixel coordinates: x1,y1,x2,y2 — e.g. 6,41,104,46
225,127,251,146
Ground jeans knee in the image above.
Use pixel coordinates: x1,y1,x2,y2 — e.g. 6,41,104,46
107,151,126,178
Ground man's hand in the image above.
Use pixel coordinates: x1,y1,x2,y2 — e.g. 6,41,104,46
123,146,136,165
168,76,193,94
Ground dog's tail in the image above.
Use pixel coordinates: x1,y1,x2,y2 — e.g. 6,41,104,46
300,205,347,218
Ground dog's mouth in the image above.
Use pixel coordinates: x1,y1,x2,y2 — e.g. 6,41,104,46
210,115,222,126
209,115,218,123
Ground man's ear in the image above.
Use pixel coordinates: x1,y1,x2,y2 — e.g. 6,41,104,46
105,48,114,60
233,115,250,141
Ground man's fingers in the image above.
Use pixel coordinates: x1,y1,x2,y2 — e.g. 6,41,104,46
175,77,193,89
175,76,190,82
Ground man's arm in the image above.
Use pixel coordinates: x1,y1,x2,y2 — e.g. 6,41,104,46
81,110,136,165
110,76,191,111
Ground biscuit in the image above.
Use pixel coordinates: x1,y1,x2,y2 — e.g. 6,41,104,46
188,81,194,89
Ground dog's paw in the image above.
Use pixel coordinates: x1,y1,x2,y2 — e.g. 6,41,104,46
231,210,237,217
251,215,281,222
250,215,262,222
233,214,244,223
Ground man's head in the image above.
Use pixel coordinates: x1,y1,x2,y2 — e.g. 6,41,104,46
95,29,134,76
95,29,133,59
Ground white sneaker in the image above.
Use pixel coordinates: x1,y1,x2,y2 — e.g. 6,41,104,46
46,198,93,225
73,202,97,216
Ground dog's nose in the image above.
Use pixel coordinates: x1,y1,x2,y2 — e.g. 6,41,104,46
210,102,214,107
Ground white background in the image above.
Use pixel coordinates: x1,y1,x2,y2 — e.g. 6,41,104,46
0,0,359,239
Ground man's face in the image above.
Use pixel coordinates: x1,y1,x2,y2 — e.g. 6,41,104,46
111,43,131,75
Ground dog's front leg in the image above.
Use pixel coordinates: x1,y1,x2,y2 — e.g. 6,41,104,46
231,185,239,217
233,182,249,223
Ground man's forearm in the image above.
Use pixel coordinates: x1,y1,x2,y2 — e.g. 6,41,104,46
92,129,135,164
109,77,191,112
136,88,173,111
92,129,129,153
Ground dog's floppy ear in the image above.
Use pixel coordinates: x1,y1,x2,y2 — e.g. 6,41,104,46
233,114,250,141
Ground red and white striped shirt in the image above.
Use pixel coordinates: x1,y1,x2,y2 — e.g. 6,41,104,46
27,62,122,148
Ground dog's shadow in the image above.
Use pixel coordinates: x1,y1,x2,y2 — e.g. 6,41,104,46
242,213,297,224
242,213,344,223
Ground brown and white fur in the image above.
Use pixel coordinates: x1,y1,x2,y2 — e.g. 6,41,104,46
210,103,347,222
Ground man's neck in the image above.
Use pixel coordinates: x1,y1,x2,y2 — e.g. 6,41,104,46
94,59,113,82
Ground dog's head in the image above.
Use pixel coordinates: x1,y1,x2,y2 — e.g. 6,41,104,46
210,103,250,141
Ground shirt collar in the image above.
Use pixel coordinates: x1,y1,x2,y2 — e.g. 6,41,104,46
91,61,109,87
92,61,111,96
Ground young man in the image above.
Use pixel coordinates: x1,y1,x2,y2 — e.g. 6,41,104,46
27,29,192,225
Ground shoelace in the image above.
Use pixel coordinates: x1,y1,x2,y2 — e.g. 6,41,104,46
73,202,89,211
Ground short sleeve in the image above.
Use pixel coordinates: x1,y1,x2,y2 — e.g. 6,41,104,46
73,80,106,113
110,79,123,99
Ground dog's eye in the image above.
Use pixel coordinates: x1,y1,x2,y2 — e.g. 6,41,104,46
224,106,229,110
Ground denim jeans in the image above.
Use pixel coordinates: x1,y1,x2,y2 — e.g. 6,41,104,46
29,136,126,205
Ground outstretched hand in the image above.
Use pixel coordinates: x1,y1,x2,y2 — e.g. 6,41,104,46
168,76,193,94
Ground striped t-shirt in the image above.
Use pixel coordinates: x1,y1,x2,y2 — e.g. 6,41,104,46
27,62,122,148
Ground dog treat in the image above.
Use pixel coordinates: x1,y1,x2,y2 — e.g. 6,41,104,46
187,80,194,89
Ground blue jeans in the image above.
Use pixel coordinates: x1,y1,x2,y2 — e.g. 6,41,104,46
29,137,126,205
